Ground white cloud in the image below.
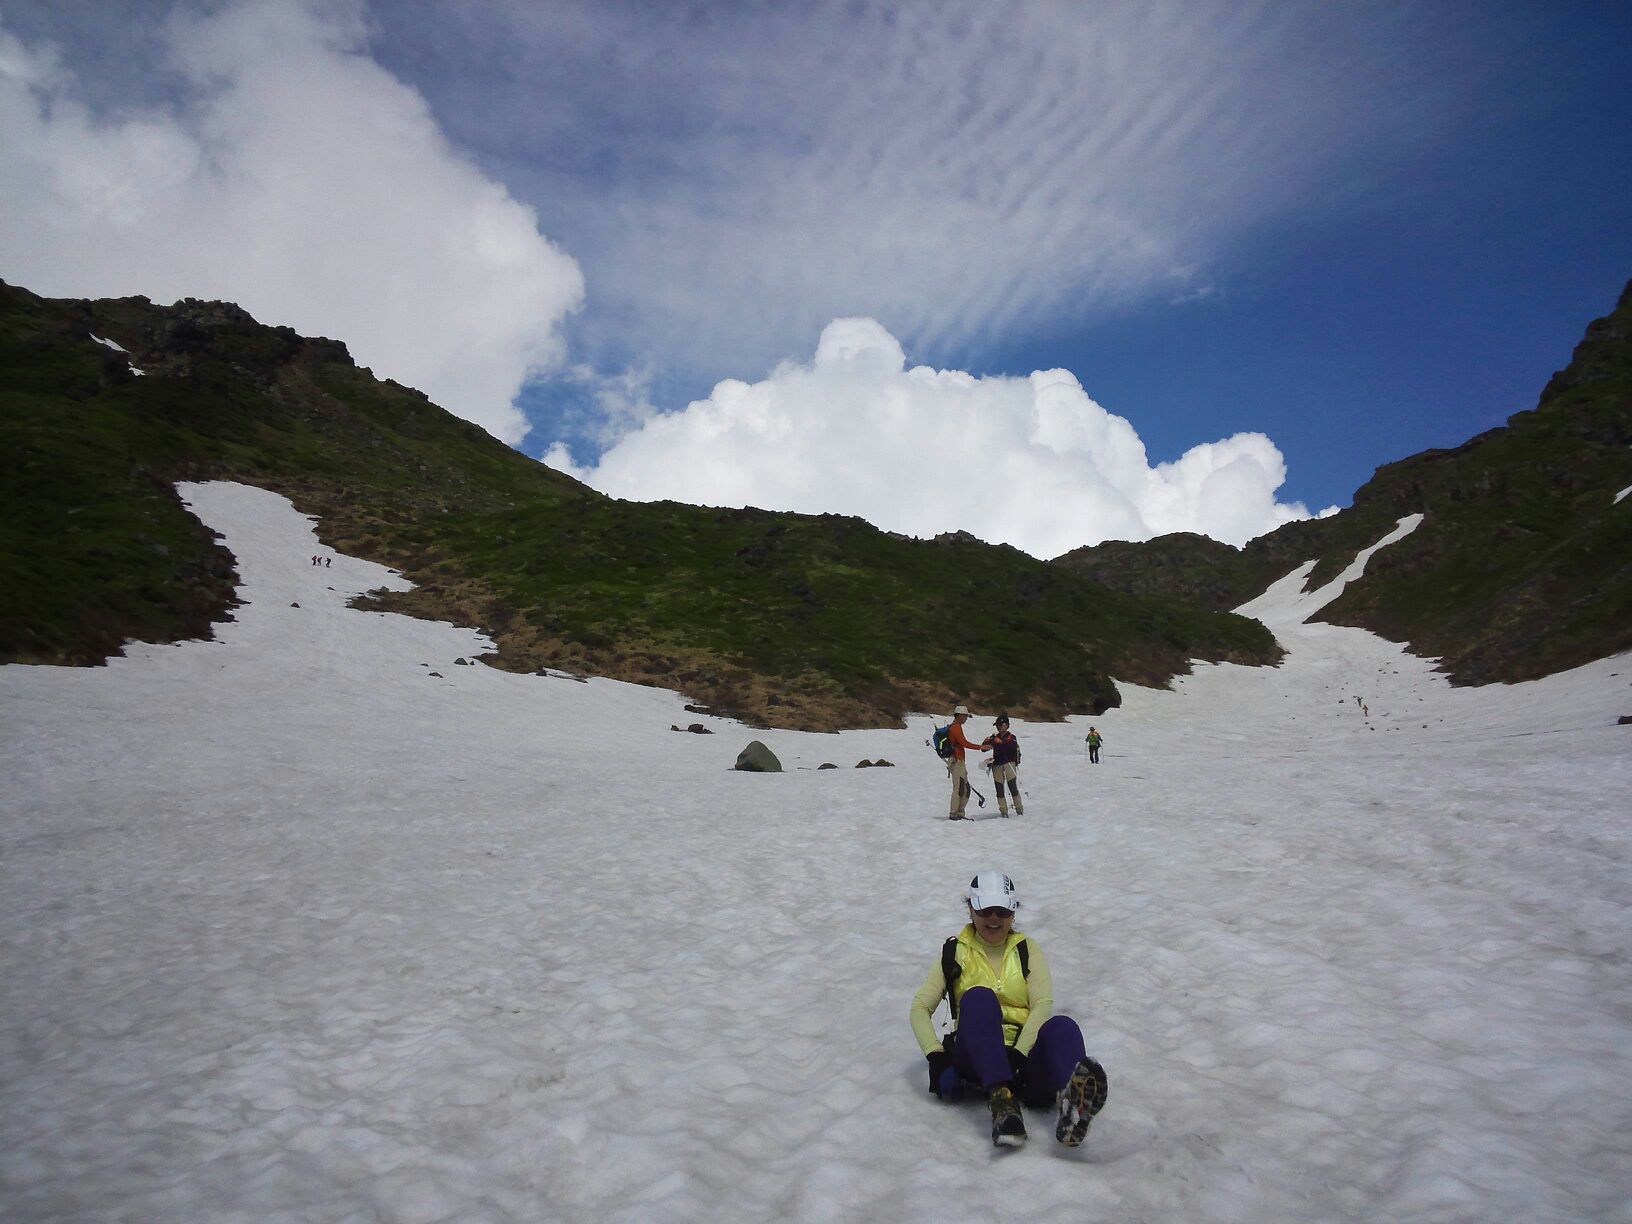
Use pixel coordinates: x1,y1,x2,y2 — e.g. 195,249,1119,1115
442,0,1472,388
0,1,582,444
546,318,1324,556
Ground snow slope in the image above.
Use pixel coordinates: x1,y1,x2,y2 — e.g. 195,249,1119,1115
2,484,1629,1223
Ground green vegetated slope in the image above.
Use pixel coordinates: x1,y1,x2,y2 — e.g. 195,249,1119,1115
1056,278,1632,684
0,279,1281,729
1053,532,1267,609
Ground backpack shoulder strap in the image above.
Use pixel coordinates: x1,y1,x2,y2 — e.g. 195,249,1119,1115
942,935,961,1019
946,934,1028,1022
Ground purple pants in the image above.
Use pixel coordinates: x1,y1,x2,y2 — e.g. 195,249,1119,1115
949,986,1086,1107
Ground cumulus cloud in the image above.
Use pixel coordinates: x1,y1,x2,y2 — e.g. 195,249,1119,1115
545,318,1324,556
0,1,582,443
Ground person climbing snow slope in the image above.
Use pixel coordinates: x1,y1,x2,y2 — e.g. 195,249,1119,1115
944,705,981,820
981,715,1023,817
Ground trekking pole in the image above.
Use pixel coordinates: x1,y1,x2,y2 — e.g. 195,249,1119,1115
958,770,988,808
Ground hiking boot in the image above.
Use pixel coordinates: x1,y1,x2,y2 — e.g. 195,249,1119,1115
989,1085,1027,1147
1054,1056,1108,1147
948,813,968,820
997,807,1009,818
1015,804,1024,816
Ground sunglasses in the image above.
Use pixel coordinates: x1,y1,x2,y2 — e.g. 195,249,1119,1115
974,906,1014,919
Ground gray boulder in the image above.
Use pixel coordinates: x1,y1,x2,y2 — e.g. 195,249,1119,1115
735,741,783,772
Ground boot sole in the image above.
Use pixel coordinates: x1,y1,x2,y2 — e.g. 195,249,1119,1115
1055,1056,1108,1147
990,1089,1028,1148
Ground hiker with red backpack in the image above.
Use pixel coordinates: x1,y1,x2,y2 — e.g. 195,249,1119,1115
909,870,1109,1148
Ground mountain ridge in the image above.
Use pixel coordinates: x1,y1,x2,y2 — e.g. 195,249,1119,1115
0,278,1279,730
8,274,1627,725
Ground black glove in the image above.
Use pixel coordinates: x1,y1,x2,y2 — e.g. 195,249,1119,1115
926,1050,961,1099
1005,1046,1029,1086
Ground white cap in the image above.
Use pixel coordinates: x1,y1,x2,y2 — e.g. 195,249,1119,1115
953,705,971,716
967,870,1019,911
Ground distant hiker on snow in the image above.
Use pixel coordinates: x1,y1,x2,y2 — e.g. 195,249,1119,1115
909,870,1108,1149
943,705,981,820
980,715,1023,817
1085,727,1103,764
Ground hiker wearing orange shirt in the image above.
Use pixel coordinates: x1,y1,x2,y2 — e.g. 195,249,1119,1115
946,705,981,820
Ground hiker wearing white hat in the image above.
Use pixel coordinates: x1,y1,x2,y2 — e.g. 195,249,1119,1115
944,705,979,820
909,870,1108,1149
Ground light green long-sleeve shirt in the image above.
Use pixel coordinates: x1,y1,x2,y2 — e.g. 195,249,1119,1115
909,930,1053,1056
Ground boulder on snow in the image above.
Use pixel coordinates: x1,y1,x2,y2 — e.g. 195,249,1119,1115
454,658,470,666
818,762,837,770
873,758,894,767
1618,715,1632,726
855,759,874,768
735,741,783,772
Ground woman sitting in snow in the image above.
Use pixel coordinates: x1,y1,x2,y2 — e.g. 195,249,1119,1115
909,869,1108,1148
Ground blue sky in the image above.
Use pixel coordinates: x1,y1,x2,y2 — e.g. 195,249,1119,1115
3,1,1630,554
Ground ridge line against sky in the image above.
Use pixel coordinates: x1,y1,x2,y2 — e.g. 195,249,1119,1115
2,0,1629,556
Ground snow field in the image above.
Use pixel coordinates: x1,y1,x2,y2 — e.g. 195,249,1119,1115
1,484,1629,1222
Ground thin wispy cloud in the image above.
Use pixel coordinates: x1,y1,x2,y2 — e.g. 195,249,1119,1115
0,0,583,444
414,0,1467,387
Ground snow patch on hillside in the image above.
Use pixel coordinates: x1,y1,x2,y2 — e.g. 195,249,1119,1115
90,333,144,374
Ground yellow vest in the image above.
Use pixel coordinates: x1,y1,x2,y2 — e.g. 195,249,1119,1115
951,925,1030,1044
